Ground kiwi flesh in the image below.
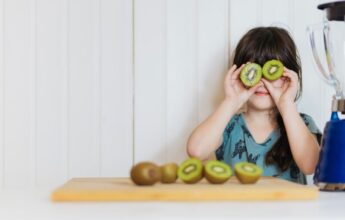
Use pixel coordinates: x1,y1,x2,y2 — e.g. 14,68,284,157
130,162,161,186
240,63,262,87
262,59,284,81
177,158,203,184
234,162,263,184
160,163,178,184
204,160,232,184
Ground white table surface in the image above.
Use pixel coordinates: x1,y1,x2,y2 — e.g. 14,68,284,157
0,189,344,220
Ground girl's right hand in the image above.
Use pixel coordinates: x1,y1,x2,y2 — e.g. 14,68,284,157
224,64,263,110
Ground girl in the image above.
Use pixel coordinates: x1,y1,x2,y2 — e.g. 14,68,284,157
187,27,322,184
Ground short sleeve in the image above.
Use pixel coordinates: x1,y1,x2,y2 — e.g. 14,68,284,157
300,113,322,143
215,123,229,161
215,115,238,161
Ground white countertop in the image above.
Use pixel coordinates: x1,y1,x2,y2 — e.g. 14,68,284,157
0,190,344,220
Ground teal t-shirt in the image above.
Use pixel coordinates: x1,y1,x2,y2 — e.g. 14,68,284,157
215,113,321,184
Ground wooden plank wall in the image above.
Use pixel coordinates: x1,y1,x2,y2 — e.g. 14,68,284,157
0,0,331,188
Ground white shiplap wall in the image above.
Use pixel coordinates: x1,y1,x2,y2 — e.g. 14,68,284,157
0,0,333,189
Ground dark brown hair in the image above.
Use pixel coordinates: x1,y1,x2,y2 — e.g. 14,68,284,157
232,26,302,172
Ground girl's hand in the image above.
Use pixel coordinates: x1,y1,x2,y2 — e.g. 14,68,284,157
262,67,299,113
224,64,263,110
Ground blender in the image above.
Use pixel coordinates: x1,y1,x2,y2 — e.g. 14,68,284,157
307,1,345,191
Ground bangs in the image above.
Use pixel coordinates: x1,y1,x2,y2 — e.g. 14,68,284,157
233,27,297,72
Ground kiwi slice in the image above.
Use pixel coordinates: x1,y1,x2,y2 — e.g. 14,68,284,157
204,160,232,184
130,162,161,186
234,162,263,184
240,63,262,87
160,163,178,184
178,158,203,184
262,59,284,81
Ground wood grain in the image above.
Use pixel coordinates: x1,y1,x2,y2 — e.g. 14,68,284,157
52,177,318,201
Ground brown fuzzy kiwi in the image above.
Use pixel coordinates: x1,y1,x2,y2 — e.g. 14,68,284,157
160,163,178,184
130,162,161,186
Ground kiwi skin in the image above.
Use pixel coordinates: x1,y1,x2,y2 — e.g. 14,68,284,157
130,162,161,186
160,163,178,184
178,158,203,184
234,162,263,184
240,63,262,87
204,160,232,184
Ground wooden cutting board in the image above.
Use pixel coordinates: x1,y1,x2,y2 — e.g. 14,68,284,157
51,177,319,201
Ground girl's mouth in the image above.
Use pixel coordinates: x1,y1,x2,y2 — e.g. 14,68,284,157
255,91,269,96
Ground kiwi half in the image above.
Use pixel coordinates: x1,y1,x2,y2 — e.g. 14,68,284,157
177,158,203,184
160,163,178,184
240,63,262,87
234,162,263,184
204,160,232,184
262,59,284,81
130,162,161,186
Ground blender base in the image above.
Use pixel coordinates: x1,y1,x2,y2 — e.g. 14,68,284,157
317,182,345,191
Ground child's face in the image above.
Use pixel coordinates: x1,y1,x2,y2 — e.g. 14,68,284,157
247,77,286,110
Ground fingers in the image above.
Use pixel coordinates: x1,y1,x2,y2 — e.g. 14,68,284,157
248,81,263,95
281,79,289,92
282,73,298,95
261,78,275,94
225,64,237,81
224,64,237,87
231,64,245,80
283,67,298,86
282,68,299,100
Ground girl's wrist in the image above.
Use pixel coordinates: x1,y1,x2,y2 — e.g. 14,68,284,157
278,101,297,117
222,97,242,115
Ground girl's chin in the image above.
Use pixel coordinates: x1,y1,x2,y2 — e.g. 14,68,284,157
248,98,275,110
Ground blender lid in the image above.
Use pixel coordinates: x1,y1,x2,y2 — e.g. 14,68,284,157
318,1,345,21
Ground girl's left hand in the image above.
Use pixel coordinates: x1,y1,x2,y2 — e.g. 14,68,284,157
262,67,299,112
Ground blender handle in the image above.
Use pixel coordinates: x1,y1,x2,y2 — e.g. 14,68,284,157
307,23,343,98
307,24,331,84
321,22,343,98
322,22,335,79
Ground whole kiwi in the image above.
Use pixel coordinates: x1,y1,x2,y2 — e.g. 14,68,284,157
130,162,161,186
160,163,178,184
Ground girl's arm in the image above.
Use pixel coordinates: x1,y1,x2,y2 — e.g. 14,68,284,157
280,103,320,175
262,67,320,175
187,99,238,160
187,64,263,160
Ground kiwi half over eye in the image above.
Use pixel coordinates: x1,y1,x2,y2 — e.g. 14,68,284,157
204,160,232,184
240,63,262,87
177,158,203,184
262,59,284,81
234,162,263,184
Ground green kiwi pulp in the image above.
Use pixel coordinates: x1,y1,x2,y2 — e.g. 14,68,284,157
204,160,232,184
240,63,262,87
234,162,263,184
262,59,284,81
130,162,161,186
160,163,178,184
178,158,203,184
